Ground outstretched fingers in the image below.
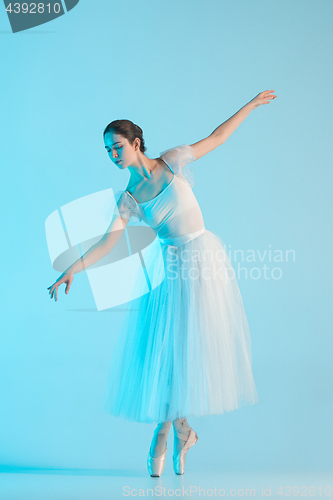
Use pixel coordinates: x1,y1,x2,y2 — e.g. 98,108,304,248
250,90,277,108
47,282,58,301
263,90,277,104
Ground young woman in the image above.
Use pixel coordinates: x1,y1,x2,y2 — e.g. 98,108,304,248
48,90,277,477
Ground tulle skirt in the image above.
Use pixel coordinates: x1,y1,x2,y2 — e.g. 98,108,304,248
102,229,259,424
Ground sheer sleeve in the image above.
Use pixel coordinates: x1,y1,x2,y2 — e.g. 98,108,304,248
105,190,142,224
159,144,197,188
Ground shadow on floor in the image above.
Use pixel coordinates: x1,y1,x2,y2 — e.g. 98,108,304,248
0,466,146,477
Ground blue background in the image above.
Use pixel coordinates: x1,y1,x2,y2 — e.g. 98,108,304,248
1,0,332,486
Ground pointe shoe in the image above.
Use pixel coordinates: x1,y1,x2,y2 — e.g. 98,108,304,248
173,429,198,475
147,446,167,477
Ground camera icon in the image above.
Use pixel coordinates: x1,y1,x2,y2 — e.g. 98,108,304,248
45,188,165,310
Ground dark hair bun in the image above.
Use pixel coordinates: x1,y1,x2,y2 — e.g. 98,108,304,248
103,119,147,153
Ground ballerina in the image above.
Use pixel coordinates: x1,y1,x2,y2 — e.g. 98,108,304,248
48,90,277,477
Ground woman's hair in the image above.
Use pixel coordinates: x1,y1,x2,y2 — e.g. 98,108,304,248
103,119,147,153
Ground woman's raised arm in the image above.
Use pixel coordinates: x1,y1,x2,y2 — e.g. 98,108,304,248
190,90,277,160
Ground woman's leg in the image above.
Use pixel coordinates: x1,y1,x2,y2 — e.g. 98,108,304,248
150,421,172,458
173,417,192,454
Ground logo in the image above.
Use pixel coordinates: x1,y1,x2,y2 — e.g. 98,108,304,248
45,188,165,310
3,0,80,33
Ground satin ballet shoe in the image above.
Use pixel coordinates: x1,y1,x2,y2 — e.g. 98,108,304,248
173,429,198,475
147,446,167,477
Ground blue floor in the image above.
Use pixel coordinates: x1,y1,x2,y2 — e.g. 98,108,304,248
0,470,332,499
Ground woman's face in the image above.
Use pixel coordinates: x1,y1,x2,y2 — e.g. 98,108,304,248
104,132,134,169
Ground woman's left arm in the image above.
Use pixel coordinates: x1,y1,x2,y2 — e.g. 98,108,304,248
190,90,277,160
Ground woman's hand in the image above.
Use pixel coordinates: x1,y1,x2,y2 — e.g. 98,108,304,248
47,272,74,302
249,90,277,109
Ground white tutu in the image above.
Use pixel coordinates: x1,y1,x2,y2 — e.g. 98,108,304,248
102,229,259,424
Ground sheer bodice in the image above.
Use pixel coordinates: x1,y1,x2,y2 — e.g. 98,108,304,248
113,144,206,247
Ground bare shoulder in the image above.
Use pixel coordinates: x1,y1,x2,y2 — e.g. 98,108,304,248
189,136,219,161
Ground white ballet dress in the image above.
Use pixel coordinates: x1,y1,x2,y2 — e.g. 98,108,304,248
102,144,259,424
